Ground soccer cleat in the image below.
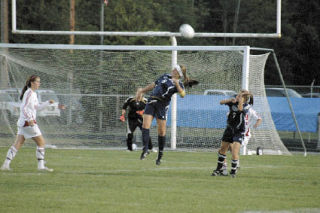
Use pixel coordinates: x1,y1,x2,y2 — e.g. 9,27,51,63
230,173,236,178
1,164,12,171
140,151,149,160
38,167,54,172
155,159,161,165
211,170,223,176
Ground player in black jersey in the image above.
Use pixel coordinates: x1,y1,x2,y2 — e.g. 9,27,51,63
120,93,154,152
211,90,252,177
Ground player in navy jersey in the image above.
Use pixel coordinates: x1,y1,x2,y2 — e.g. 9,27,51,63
120,93,155,152
211,90,252,177
136,65,190,165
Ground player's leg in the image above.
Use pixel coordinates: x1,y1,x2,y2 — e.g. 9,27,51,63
212,141,230,176
140,114,153,159
127,118,137,151
155,118,166,165
137,118,154,152
32,135,53,172
1,135,25,171
230,141,241,177
212,127,233,176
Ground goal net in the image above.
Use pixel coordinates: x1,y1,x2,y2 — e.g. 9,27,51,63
0,44,290,154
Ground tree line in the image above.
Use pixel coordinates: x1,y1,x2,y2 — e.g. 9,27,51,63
1,0,319,86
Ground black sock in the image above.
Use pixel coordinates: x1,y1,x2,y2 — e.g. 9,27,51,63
142,128,150,152
215,152,226,171
127,133,133,150
230,159,239,174
158,136,166,160
148,138,153,150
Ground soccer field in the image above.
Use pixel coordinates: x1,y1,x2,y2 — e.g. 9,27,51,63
0,147,319,213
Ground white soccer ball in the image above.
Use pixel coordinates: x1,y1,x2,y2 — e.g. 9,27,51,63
179,24,195,39
132,143,137,151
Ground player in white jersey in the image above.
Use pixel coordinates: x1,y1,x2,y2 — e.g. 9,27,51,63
1,75,57,172
241,106,262,155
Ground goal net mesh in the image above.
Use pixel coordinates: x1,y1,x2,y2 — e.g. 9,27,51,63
0,46,290,154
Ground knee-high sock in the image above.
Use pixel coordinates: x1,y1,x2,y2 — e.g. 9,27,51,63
36,147,45,169
3,146,18,166
142,128,150,152
215,152,226,171
127,133,133,150
230,159,239,174
148,138,153,150
157,136,166,160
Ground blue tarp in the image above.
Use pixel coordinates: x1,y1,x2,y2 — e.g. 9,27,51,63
162,95,319,133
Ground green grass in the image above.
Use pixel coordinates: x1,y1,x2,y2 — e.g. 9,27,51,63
0,148,320,213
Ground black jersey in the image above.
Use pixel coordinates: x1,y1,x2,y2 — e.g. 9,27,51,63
225,102,249,132
122,97,147,119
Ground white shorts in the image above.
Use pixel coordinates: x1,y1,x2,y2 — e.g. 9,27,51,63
17,124,42,139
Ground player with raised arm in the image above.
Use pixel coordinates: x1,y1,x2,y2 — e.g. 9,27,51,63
1,75,59,172
120,92,155,152
211,90,251,177
221,92,262,174
136,65,198,165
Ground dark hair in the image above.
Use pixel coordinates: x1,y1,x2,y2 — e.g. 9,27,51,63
20,75,39,100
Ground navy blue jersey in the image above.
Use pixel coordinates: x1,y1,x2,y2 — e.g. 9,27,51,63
225,102,250,132
122,97,147,119
150,74,184,105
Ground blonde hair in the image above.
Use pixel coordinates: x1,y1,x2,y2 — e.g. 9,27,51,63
180,65,190,87
240,89,253,105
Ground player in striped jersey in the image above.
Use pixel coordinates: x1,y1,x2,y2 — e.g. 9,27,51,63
211,90,252,177
1,75,57,172
120,93,155,152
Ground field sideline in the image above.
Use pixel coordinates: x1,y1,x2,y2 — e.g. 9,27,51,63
0,147,319,213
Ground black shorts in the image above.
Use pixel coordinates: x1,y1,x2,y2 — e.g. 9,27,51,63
144,100,169,120
221,126,244,144
127,117,143,134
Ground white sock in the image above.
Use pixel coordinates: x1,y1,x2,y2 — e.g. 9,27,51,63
36,147,45,169
3,146,18,167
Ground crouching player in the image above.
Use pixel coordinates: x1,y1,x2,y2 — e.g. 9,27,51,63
120,92,155,152
212,90,252,177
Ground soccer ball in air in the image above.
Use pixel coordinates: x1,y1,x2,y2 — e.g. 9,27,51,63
179,24,195,39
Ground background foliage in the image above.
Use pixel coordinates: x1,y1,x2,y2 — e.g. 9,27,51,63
1,0,320,85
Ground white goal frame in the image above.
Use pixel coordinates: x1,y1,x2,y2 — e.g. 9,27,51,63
11,0,282,38
0,43,250,150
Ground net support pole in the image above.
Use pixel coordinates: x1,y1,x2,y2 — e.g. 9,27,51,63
170,36,178,150
272,51,307,156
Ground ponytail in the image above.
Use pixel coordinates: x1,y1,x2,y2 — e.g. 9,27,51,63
179,65,199,88
248,94,254,105
20,75,38,100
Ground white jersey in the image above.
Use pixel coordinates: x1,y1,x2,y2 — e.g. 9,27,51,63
244,107,261,139
17,88,50,127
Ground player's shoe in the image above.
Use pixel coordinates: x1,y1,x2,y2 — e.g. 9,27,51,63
140,151,149,160
155,158,161,165
38,166,54,172
211,169,223,176
230,173,236,178
1,164,12,171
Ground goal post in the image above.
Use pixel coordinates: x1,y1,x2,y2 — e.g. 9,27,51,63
0,43,289,155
